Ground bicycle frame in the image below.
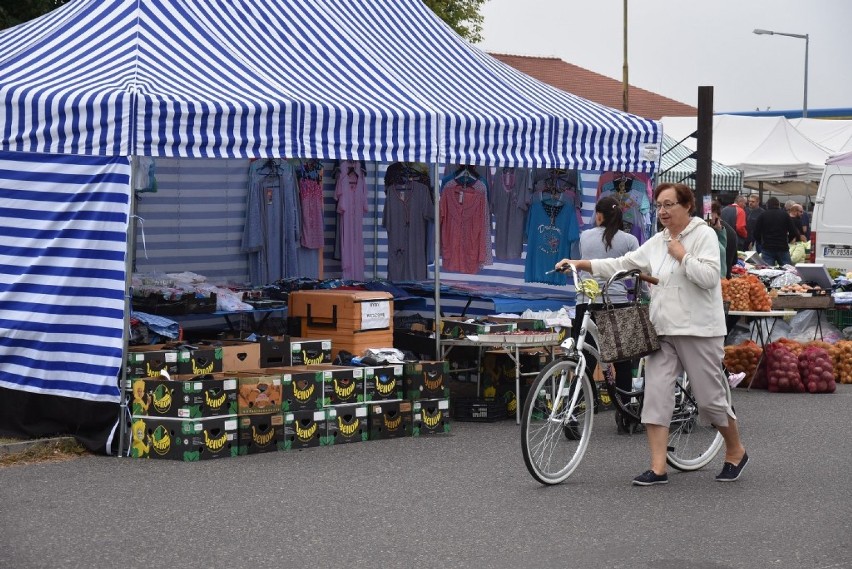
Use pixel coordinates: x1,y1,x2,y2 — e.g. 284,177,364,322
546,265,600,422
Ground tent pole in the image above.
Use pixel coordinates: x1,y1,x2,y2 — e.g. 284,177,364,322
432,161,441,359
117,157,139,457
372,161,379,278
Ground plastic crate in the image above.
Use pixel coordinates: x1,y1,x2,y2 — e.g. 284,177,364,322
186,293,218,314
452,397,507,422
827,308,852,330
131,293,188,315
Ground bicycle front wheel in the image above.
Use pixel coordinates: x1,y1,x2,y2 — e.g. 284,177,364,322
666,373,731,471
520,358,594,485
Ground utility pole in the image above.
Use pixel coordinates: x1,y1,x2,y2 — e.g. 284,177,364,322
622,0,628,112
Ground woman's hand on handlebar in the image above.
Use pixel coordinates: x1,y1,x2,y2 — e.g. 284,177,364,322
555,259,591,273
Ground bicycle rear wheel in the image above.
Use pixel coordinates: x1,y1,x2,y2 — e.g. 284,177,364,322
520,358,594,485
666,374,730,471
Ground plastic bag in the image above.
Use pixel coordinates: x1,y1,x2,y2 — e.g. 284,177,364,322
788,310,842,344
755,317,792,343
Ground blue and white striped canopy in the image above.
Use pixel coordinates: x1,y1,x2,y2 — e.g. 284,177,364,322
0,0,661,170
0,0,662,411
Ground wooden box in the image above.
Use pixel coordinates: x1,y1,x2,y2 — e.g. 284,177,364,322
288,290,393,335
771,295,834,310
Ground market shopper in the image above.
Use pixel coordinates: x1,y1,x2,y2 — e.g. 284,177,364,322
785,201,807,240
572,196,640,434
556,183,748,486
720,194,748,251
753,197,804,267
746,194,764,250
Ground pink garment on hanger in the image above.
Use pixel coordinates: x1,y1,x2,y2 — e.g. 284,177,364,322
335,161,368,280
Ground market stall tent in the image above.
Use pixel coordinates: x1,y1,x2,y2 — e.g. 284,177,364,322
658,133,743,193
661,114,830,195
0,0,660,452
790,118,852,154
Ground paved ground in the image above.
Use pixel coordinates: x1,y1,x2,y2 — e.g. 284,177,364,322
1,386,851,569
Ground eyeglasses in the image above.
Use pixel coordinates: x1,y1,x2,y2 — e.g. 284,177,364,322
654,201,680,211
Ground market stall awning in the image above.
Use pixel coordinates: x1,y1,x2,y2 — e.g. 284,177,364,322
658,133,743,192
0,0,661,170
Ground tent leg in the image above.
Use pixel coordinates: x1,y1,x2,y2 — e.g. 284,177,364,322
432,162,441,358
117,157,140,457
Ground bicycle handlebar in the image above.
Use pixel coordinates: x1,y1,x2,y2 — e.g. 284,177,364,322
550,264,659,286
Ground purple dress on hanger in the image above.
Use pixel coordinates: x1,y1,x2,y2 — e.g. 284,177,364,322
335,161,368,280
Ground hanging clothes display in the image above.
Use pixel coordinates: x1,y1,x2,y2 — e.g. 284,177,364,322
524,188,580,285
487,167,531,260
440,165,492,269
383,164,434,280
596,172,653,244
335,160,368,280
296,159,325,249
242,159,302,285
533,168,583,229
439,169,490,274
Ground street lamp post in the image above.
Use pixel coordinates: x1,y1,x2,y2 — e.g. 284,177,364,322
753,28,809,118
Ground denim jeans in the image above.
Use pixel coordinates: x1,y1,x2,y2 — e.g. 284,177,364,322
760,248,792,267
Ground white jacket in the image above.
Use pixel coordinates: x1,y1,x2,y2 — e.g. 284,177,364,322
590,217,727,337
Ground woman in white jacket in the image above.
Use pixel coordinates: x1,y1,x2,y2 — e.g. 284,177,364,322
557,183,748,486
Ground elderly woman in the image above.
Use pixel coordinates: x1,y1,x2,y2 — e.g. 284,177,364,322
557,183,748,486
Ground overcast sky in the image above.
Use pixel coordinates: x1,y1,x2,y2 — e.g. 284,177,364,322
477,0,852,115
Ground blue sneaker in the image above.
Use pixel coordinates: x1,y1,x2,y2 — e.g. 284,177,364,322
715,453,749,482
632,470,668,486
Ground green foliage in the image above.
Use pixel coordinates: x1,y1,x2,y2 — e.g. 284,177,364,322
0,0,69,30
423,0,485,43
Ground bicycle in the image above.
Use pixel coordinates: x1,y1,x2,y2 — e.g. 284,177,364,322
520,265,731,485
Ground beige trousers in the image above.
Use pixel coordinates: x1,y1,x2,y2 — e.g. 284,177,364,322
641,335,735,428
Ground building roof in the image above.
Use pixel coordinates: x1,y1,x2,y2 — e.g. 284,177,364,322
489,53,696,121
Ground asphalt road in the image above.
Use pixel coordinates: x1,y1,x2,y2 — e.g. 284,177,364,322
1,386,851,569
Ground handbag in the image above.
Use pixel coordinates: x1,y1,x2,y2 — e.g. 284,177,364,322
593,270,660,363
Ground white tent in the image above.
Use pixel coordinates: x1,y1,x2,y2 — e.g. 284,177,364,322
790,118,852,154
661,115,831,195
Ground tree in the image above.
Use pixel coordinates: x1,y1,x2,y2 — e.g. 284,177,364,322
422,0,485,44
0,0,68,30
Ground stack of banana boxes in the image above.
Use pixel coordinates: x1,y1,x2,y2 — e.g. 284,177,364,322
125,335,450,461
127,343,239,461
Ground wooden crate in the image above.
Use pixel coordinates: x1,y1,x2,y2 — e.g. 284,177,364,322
288,290,393,336
771,295,834,310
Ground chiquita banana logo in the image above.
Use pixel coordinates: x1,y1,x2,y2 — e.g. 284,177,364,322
295,421,317,441
338,416,359,437
252,426,275,447
334,378,355,399
423,409,442,428
151,425,172,456
205,390,227,410
293,380,315,402
384,413,402,431
192,359,214,375
302,351,325,365
423,370,443,391
204,430,227,451
152,384,174,413
375,374,396,395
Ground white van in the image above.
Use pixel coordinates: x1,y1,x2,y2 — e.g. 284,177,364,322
811,151,852,270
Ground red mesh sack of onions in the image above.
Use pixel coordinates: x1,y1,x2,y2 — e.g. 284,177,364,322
797,345,837,394
763,342,805,393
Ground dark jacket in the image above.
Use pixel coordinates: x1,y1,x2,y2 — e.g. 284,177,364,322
721,219,738,278
754,207,800,252
746,206,764,246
